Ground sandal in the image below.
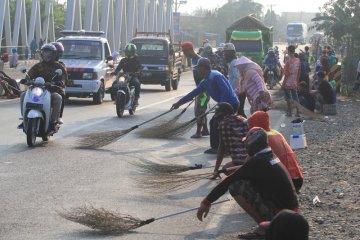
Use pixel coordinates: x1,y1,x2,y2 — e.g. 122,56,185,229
190,134,202,139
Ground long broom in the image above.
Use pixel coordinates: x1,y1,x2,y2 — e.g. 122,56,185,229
78,109,175,149
138,99,195,138
134,166,240,193
131,159,213,175
271,98,324,121
58,199,230,233
151,104,217,139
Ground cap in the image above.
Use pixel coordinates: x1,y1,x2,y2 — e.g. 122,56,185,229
195,57,211,69
223,43,236,52
181,42,193,51
234,56,253,66
242,127,268,147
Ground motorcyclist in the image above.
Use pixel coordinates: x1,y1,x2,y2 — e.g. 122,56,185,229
202,43,223,74
51,41,68,119
263,48,279,81
215,43,228,77
113,43,142,106
18,44,67,130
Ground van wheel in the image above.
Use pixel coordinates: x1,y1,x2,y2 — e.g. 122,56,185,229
93,82,105,104
165,78,172,91
172,74,179,90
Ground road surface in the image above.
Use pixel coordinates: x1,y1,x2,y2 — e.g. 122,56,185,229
0,70,286,240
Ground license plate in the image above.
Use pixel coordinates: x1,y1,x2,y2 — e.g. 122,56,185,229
142,72,152,77
26,103,43,110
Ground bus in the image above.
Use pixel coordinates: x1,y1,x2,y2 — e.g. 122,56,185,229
286,23,308,45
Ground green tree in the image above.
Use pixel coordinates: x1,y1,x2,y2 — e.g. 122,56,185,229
311,0,360,94
196,0,263,40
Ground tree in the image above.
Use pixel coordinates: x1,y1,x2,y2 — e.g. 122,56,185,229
192,0,263,40
311,0,360,93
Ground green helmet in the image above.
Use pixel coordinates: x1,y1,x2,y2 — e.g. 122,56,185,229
124,43,137,58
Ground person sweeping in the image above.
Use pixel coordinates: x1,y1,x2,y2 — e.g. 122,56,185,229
197,127,298,239
172,57,239,153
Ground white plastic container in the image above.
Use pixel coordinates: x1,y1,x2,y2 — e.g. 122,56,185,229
290,134,307,149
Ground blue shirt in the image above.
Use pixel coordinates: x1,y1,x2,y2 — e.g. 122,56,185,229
178,70,239,106
263,55,278,68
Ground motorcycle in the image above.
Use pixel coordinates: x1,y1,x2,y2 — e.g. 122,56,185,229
112,72,138,118
264,65,278,90
19,68,63,146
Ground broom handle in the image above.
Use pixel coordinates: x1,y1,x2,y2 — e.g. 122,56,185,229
134,109,174,128
153,199,230,222
219,166,241,174
134,100,195,129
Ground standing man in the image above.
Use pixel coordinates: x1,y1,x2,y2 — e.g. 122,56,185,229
223,43,247,118
181,42,210,138
172,58,239,153
30,39,38,59
282,45,301,117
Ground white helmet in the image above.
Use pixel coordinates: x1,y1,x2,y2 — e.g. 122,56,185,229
223,43,236,52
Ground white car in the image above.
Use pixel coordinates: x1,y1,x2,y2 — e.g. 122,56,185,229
57,31,115,104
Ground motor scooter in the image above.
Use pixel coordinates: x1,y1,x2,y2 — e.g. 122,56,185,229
19,68,63,146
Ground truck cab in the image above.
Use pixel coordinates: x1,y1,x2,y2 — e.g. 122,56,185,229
130,31,182,91
230,30,264,65
57,30,115,104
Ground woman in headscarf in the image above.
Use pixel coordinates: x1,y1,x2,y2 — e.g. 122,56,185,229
234,56,272,114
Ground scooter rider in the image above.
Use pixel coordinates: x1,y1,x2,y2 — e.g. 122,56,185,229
113,43,142,106
263,48,279,81
51,42,68,119
18,44,67,130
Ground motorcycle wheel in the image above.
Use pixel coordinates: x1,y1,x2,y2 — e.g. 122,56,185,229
26,118,38,147
116,92,125,118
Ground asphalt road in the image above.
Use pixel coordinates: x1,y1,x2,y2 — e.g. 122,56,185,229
0,70,286,240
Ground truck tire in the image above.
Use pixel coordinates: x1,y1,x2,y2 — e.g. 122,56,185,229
172,74,179,90
165,78,171,91
93,82,105,104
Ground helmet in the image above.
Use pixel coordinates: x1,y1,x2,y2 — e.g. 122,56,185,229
203,43,213,54
268,48,275,53
219,43,225,48
40,43,57,63
223,43,236,52
11,48,17,53
124,43,137,58
51,42,64,60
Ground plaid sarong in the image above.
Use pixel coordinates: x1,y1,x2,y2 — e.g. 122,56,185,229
219,115,249,164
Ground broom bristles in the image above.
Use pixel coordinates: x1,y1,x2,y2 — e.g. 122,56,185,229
271,99,324,120
134,172,213,192
58,205,147,233
131,160,194,174
78,128,133,149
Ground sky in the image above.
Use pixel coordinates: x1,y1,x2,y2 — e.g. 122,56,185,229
180,0,328,14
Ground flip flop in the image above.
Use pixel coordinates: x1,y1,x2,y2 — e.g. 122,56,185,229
238,231,265,239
